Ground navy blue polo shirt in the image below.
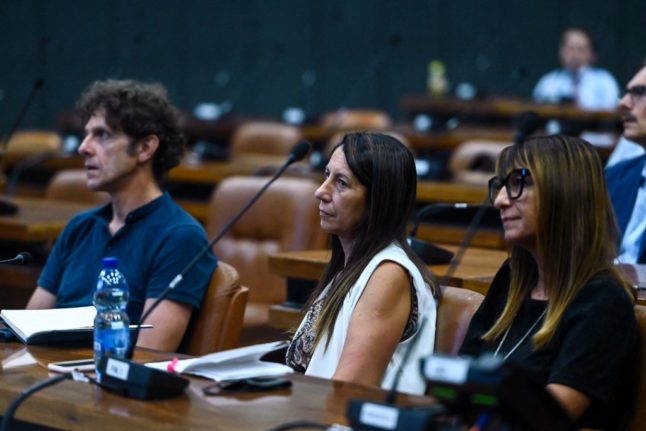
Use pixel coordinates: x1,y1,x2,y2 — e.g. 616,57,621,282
38,192,217,324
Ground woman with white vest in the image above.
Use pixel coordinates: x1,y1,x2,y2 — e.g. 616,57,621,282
286,132,438,394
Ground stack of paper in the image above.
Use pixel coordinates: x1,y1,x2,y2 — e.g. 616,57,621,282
146,340,294,381
0,306,96,344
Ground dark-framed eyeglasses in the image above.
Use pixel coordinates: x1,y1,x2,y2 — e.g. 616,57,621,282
624,85,646,104
488,168,531,205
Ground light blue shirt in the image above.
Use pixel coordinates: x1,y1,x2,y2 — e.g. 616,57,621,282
607,137,646,168
533,66,619,111
617,164,646,263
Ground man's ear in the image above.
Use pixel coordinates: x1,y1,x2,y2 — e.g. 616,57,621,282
136,135,160,163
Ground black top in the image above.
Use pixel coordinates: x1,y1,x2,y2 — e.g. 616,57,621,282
460,262,639,430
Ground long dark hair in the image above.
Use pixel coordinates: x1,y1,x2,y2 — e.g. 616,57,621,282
308,132,437,348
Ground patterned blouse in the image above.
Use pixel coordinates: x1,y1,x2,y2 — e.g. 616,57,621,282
285,276,419,373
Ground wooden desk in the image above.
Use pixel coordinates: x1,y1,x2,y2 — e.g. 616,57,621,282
2,152,84,172
401,94,621,125
268,246,508,287
168,155,305,184
171,158,493,226
416,180,487,204
267,245,509,330
0,197,89,242
0,343,433,430
268,251,646,330
404,126,514,152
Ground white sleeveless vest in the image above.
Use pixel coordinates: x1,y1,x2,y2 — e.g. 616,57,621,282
303,243,437,394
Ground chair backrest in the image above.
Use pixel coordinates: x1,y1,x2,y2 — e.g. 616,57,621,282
323,130,412,160
320,109,392,130
178,261,249,356
435,285,484,355
628,305,646,431
206,176,327,308
45,169,111,205
230,121,302,158
449,140,512,185
5,130,62,156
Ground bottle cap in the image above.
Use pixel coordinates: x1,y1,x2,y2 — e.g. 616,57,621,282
101,257,119,269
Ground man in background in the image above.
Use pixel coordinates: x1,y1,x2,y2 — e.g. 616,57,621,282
606,66,646,263
533,27,619,111
27,79,217,351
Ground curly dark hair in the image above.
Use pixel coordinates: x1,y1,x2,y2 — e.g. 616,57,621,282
76,79,185,184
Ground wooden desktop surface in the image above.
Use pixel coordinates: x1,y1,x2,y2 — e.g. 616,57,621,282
267,245,509,287
0,197,90,242
400,94,621,124
0,343,434,430
267,247,646,329
268,244,507,330
267,245,508,330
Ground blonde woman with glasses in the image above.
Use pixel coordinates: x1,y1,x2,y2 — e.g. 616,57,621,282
460,135,638,430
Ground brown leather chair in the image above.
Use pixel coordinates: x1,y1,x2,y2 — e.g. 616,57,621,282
320,109,392,130
628,304,646,431
206,176,327,343
178,261,249,356
448,140,511,185
230,121,302,158
434,285,484,355
45,169,110,205
4,130,62,156
323,130,412,160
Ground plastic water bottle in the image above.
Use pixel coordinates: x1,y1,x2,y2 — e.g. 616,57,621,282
93,257,130,380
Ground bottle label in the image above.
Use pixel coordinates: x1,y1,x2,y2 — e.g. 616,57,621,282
110,321,125,330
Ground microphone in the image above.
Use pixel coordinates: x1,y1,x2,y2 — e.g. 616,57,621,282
347,199,493,431
513,111,543,145
408,203,468,265
0,252,32,265
408,202,500,264
96,140,313,400
0,79,44,149
0,78,45,215
4,150,70,196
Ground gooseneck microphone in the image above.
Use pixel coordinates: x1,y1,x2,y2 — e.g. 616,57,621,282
96,140,313,400
347,199,493,430
408,203,474,265
127,139,312,355
513,111,543,145
0,78,45,215
0,252,32,265
0,79,45,150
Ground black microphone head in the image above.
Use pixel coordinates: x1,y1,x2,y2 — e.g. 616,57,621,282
287,140,312,164
514,111,543,145
17,252,32,264
34,78,45,89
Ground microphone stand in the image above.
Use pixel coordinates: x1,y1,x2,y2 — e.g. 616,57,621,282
347,200,492,431
0,79,45,215
96,141,313,400
407,203,468,265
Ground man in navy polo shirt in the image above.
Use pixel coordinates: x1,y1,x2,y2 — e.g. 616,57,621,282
27,79,217,352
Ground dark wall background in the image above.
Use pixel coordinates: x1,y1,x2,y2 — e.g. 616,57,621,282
1,0,645,131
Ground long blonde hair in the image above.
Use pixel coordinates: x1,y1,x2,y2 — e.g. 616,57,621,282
483,135,635,348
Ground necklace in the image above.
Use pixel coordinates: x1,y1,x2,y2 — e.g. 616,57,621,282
494,308,547,361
